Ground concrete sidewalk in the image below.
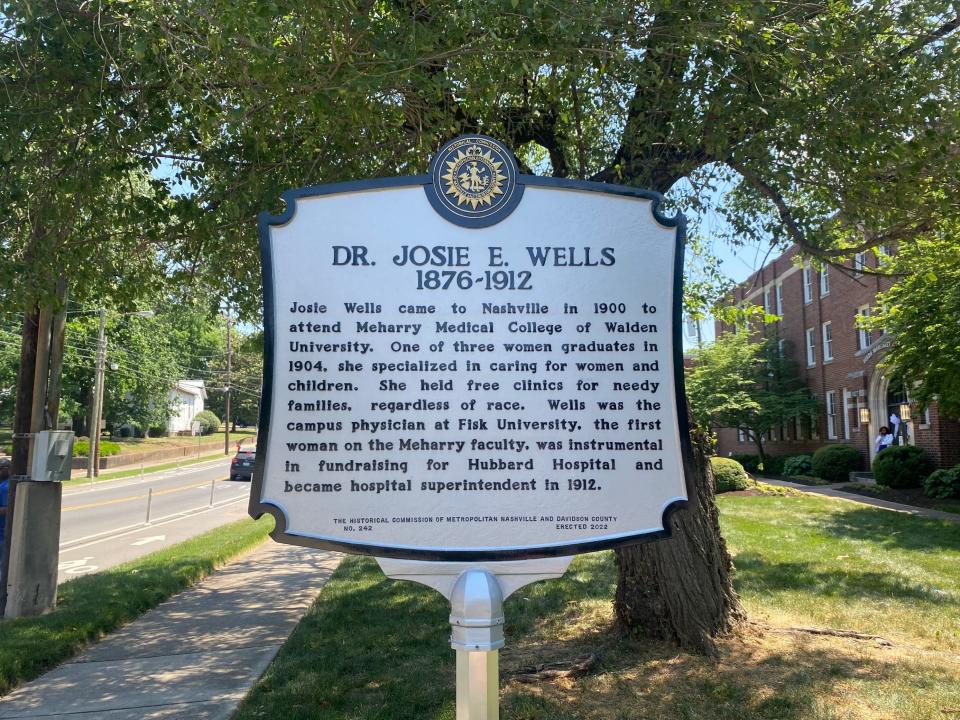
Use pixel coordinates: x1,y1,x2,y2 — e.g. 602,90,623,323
0,542,339,719
763,478,960,523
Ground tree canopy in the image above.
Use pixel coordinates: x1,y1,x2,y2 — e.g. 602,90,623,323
5,1,957,319
865,235,960,416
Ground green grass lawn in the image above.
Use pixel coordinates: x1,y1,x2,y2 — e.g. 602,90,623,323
90,429,257,453
0,516,272,696
61,448,230,487
234,493,960,720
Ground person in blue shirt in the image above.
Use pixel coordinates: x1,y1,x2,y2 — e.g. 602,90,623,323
0,458,10,571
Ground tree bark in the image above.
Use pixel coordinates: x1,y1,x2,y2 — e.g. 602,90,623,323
614,427,745,655
753,432,766,465
0,310,40,615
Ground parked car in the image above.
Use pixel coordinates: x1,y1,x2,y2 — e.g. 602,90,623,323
230,449,256,481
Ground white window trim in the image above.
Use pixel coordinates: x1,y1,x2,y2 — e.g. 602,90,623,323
803,265,813,304
820,266,830,296
853,252,866,277
806,327,816,367
822,321,833,362
775,281,783,315
857,306,870,351
826,391,838,440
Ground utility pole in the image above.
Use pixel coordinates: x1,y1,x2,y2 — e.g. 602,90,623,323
224,311,232,455
87,309,106,478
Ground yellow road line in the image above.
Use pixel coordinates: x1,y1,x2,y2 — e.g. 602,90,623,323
62,480,218,513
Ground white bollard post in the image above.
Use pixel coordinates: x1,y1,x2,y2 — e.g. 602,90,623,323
145,488,153,524
209,478,216,506
450,569,503,720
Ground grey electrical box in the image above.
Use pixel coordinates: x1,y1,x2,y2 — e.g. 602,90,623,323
31,430,74,482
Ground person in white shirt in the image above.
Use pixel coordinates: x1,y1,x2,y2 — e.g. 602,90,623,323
875,426,895,453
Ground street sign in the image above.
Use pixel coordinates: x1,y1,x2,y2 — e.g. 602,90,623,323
251,135,693,561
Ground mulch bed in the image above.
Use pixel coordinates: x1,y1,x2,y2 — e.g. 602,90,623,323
842,485,960,514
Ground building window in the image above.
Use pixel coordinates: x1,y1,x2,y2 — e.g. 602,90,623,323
810,415,820,440
803,265,813,304
856,306,871,350
781,420,789,441
820,266,830,296
853,252,866,276
822,321,833,362
826,391,838,439
775,281,783,316
795,414,804,441
769,426,777,442
763,288,772,314
806,328,816,367
738,428,746,443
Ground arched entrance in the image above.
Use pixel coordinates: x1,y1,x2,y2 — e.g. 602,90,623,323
867,372,914,462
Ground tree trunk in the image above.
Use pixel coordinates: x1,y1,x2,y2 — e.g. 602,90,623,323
0,310,40,615
614,427,745,655
753,432,766,465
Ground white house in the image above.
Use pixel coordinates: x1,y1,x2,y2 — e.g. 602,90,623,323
167,380,207,435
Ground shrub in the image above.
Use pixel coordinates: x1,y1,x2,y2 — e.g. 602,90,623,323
711,457,749,493
924,466,960,499
873,445,935,489
194,410,221,436
811,444,862,483
148,424,169,438
730,453,760,472
783,455,813,476
73,439,122,457
761,455,787,475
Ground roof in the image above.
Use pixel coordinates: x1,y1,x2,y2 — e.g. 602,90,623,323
173,380,207,399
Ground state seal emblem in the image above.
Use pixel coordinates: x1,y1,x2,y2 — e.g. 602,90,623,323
425,135,523,228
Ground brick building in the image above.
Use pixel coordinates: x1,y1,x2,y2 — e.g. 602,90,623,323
714,245,960,470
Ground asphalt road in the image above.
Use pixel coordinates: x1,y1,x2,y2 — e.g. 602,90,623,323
58,457,255,583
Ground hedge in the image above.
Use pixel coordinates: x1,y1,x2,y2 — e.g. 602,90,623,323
873,445,934,489
811,444,862,484
711,457,749,493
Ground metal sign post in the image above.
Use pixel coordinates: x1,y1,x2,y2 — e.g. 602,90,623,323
377,556,573,720
251,135,693,715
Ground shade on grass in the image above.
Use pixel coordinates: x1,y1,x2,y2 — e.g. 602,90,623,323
0,516,272,696
234,494,960,720
720,494,960,651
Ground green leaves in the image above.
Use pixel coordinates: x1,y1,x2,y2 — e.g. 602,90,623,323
685,332,818,454
866,233,960,416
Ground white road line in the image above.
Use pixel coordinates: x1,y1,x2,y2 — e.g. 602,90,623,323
59,494,249,552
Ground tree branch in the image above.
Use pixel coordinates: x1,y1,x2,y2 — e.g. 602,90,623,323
898,12,960,57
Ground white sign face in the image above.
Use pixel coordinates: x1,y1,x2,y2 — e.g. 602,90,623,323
251,137,692,560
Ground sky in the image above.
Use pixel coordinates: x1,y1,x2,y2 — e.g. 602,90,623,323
153,158,779,346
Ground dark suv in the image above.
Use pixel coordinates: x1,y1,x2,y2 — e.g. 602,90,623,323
230,449,256,481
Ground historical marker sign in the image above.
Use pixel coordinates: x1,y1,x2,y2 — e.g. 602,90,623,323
250,136,694,561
